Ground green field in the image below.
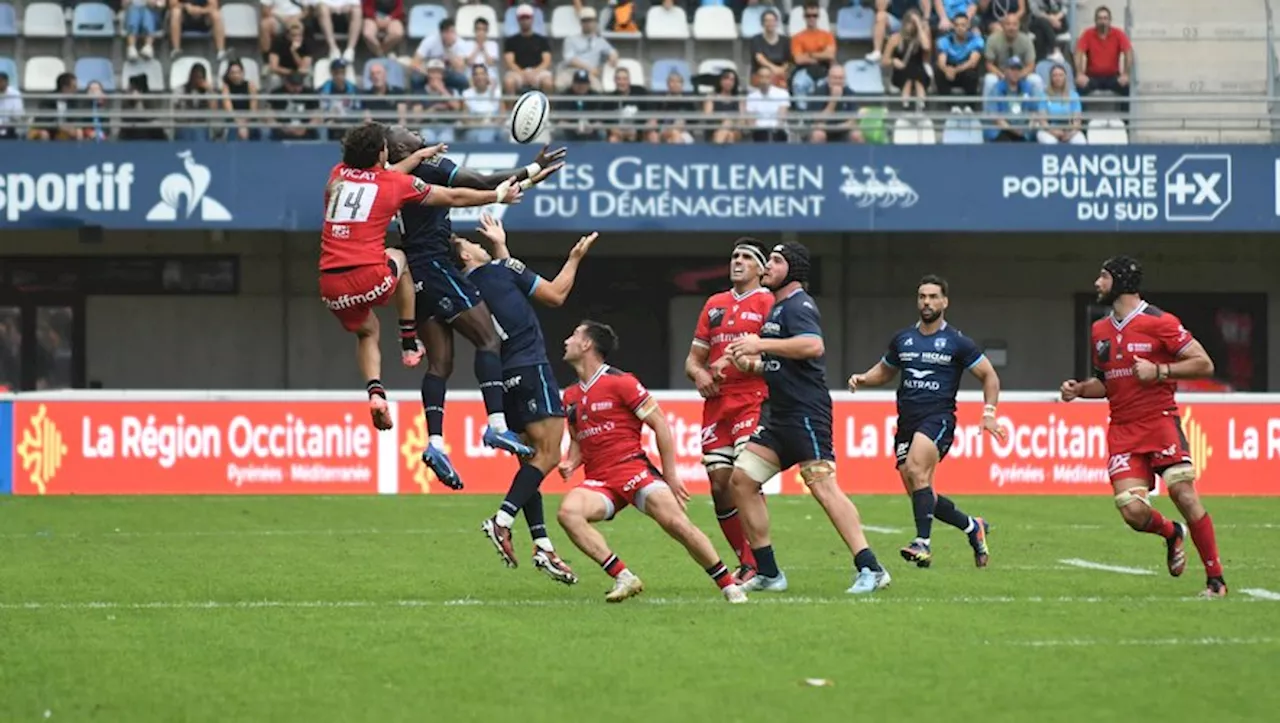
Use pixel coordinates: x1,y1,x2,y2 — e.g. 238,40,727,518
2,494,1277,722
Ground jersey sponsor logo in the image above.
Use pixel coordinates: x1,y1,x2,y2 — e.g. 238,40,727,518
762,360,782,373
145,150,232,223
503,258,527,274
707,307,726,329
1107,453,1132,476
839,165,919,209
731,417,757,435
1126,342,1153,353
1104,367,1134,380
1095,339,1112,363
740,311,763,323
622,469,650,493
903,378,942,391
902,337,913,346
502,375,523,391
919,351,952,364
322,273,395,310
934,337,947,350
574,420,617,440
590,401,614,412
906,369,935,379
761,321,781,335
444,152,522,223
1,162,136,223
331,224,351,239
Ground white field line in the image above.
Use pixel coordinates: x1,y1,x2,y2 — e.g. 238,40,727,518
1058,558,1157,576
996,637,1278,648
1240,588,1280,601
860,525,904,535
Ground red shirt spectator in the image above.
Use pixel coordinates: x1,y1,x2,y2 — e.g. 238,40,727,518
363,0,405,22
1075,11,1131,77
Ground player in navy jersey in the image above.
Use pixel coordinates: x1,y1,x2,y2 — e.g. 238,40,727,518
451,214,598,584
848,275,1005,568
724,242,890,595
385,127,564,488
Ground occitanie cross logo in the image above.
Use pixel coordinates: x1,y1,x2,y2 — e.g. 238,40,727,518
16,404,67,495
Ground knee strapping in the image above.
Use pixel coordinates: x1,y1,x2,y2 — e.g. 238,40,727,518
1114,487,1151,509
702,447,735,471
800,460,836,486
734,449,779,485
1162,464,1196,487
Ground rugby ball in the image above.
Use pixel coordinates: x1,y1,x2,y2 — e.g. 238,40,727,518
510,90,549,144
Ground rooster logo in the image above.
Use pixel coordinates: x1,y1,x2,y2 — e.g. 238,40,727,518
840,166,919,209
146,150,233,222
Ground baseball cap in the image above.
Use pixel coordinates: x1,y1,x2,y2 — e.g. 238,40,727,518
572,69,590,84
516,3,534,17
579,7,597,20
1006,55,1024,69
330,58,347,71
426,58,445,71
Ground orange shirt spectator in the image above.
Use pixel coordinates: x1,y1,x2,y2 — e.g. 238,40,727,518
791,3,836,77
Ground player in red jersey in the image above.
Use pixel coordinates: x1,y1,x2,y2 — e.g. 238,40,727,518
683,238,773,583
319,122,523,431
1059,256,1226,598
556,321,748,604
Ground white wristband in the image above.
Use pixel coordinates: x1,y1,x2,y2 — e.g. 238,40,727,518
982,404,997,418
495,181,509,203
519,178,535,191
524,162,541,179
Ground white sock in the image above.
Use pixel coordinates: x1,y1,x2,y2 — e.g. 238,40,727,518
428,435,445,450
962,518,976,534
495,510,515,528
915,537,931,547
534,537,554,553
487,413,508,433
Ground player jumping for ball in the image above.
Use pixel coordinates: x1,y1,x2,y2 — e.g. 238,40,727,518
847,275,1004,569
684,238,774,584
725,242,890,594
1059,255,1226,598
556,321,749,604
318,122,522,431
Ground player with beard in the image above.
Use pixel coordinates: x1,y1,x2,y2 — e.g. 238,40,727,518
724,242,890,595
684,238,774,583
1059,256,1226,598
847,275,1004,568
384,126,564,484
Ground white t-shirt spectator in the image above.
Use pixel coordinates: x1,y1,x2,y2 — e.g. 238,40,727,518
416,34,464,65
0,84,23,139
263,0,305,20
462,84,501,117
455,38,500,80
746,85,790,128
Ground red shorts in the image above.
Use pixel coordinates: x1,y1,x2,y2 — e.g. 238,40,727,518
700,390,765,455
579,457,668,520
318,260,398,332
1106,413,1192,487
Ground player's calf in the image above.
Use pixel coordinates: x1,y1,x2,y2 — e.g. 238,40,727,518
645,488,748,603
705,458,757,579
384,248,425,368
804,464,889,593
1166,473,1226,588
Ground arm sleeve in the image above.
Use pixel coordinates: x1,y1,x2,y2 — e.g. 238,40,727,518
1155,314,1195,357
691,300,712,348
957,334,986,369
416,155,459,187
786,298,823,338
881,336,900,367
504,258,541,297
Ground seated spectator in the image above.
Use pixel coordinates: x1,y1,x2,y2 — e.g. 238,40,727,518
556,7,617,91
869,0,924,63
745,66,789,143
750,9,792,90
268,19,316,87
1074,5,1131,113
168,0,228,61
553,69,605,141
119,75,169,140
931,0,975,32
649,71,696,144
606,0,640,33
461,64,502,143
319,58,359,140
221,60,260,141
704,68,741,144
361,61,403,123
260,0,307,57
503,5,554,95
983,57,1043,142
28,72,89,141
605,66,648,143
883,8,931,109
808,64,863,143
315,0,362,63
935,13,983,103
459,16,500,82
1026,0,1066,62
269,72,321,140
0,72,22,140
790,2,836,96
174,62,216,142
1037,62,1084,144
411,59,461,143
975,0,1021,35
125,0,165,60
411,18,469,93
361,0,405,58
83,81,109,142
984,14,1041,96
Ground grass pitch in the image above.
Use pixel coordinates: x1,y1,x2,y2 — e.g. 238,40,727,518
2,494,1278,723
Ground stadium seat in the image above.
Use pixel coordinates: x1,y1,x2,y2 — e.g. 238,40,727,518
0,56,17,84
120,57,163,93
844,59,884,94
941,113,983,144
697,58,736,77
835,6,873,41
71,2,114,37
222,3,259,40
408,4,448,39
23,2,66,38
454,4,497,39
216,55,260,88
74,56,115,91
788,5,829,35
170,55,212,91
646,5,690,39
692,6,734,40
1086,118,1129,145
362,57,406,90
740,5,768,38
0,3,17,37
503,5,546,37
23,55,66,91
1035,59,1072,89
892,117,937,144
312,56,332,90
650,57,691,92
549,6,580,39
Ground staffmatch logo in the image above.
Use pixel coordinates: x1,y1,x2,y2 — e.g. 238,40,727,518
839,166,919,209
445,152,522,223
146,150,233,222
16,404,67,495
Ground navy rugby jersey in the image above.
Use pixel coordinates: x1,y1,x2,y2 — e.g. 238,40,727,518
760,288,831,423
882,322,985,426
397,155,459,257
467,257,549,370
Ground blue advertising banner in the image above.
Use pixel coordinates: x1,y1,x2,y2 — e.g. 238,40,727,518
0,142,1275,232
0,401,11,494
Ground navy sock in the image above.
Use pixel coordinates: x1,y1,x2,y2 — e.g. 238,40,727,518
523,491,548,543
934,495,974,533
854,547,883,573
474,349,505,416
911,486,936,541
501,463,546,520
752,545,780,578
420,373,447,438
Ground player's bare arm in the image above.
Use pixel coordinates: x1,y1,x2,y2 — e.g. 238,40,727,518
637,398,688,508
684,344,719,398
847,359,898,392
969,357,1008,441
1060,377,1107,401
559,437,582,480
386,143,447,175
727,332,823,361
1132,339,1215,384
452,145,568,190
422,180,523,208
530,232,597,307
476,212,511,260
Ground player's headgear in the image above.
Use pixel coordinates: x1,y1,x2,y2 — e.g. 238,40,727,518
732,237,768,270
1100,255,1142,304
342,122,388,169
772,241,811,287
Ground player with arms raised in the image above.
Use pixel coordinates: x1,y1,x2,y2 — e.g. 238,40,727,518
684,238,774,583
725,242,890,594
1060,256,1226,598
556,321,748,604
451,214,597,584
847,275,1002,569
319,122,522,430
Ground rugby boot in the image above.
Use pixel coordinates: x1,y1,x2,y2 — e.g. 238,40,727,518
533,547,578,585
421,444,463,490
741,571,788,593
481,517,518,568
605,571,644,603
900,539,932,568
970,517,991,568
722,583,749,604
848,567,892,594
1166,521,1187,577
483,427,534,457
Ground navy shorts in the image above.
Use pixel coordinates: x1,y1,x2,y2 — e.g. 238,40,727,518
749,413,834,472
503,364,565,434
894,413,956,467
409,253,482,322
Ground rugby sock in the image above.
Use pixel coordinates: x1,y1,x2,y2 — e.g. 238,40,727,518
751,545,780,578
715,507,757,568
474,349,507,428
366,379,386,400
934,495,974,533
398,319,418,352
911,486,936,543
854,547,884,573
1142,509,1177,539
1187,514,1224,578
500,463,546,526
420,373,447,438
523,491,554,552
601,554,628,578
705,561,734,590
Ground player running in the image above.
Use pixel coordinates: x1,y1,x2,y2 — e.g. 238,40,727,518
1059,256,1226,598
556,321,749,604
684,238,773,584
451,213,597,584
385,126,565,483
725,242,890,594
846,275,1004,569
319,122,522,431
